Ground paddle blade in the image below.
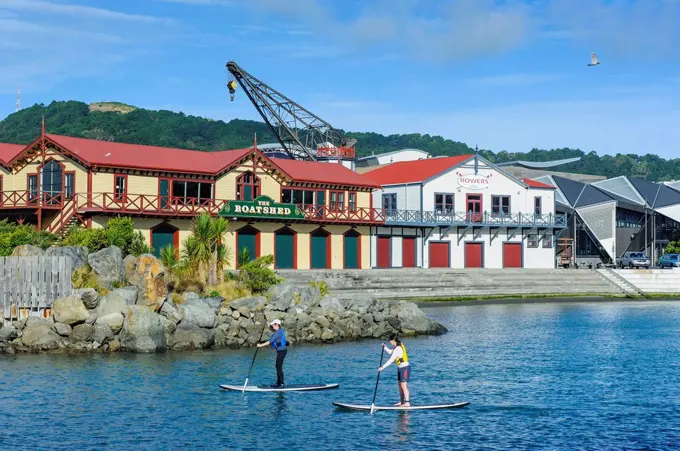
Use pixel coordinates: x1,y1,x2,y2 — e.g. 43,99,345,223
242,378,249,393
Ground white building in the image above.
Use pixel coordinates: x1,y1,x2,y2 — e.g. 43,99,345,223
355,149,430,172
366,154,565,268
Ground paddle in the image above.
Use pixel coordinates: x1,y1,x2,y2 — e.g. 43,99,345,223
243,320,268,393
370,345,385,414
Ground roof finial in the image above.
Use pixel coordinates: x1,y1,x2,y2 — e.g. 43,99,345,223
41,113,45,136
253,132,257,149
475,144,479,155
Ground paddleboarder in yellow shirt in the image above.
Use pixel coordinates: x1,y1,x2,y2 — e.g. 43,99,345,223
378,334,411,407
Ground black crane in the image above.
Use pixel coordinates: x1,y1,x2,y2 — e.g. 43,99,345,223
226,61,356,162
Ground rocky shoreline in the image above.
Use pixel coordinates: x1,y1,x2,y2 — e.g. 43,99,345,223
0,249,447,354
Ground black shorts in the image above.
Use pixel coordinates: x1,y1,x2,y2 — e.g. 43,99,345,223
397,365,411,383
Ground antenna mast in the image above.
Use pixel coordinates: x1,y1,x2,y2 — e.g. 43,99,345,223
15,86,21,112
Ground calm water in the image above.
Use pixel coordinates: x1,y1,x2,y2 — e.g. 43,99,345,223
2,301,680,450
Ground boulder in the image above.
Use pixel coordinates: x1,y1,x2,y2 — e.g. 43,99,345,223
25,317,53,328
119,306,166,353
230,296,267,312
126,254,168,312
160,301,182,324
113,287,138,306
93,324,114,344
85,312,98,325
11,245,45,257
297,286,321,309
268,284,296,311
319,295,344,312
54,322,72,337
391,301,447,335
123,254,137,281
70,324,95,342
52,296,89,325
96,292,128,317
95,312,124,335
87,246,124,287
179,299,217,329
202,297,223,313
108,339,121,352
21,323,61,350
171,325,215,350
73,288,100,310
45,246,88,270
0,325,18,342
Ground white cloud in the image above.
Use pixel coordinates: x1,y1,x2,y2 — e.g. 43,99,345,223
0,0,173,23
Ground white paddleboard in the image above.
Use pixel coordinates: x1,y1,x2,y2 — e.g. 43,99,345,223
220,383,340,392
332,401,470,411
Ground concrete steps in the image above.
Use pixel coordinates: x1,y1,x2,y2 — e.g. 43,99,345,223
276,268,626,300
596,269,645,296
613,269,680,294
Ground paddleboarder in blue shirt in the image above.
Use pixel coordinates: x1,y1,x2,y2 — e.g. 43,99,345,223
378,334,411,407
257,319,287,388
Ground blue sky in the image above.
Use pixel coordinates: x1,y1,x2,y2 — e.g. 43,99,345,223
0,0,679,157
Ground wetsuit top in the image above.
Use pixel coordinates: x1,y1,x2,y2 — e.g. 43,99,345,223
383,344,409,369
269,328,286,351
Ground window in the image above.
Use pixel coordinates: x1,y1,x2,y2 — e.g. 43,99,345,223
534,197,542,215
282,189,315,206
348,192,357,212
330,190,345,211
491,195,510,215
114,175,127,202
542,234,553,248
435,193,454,214
236,172,260,201
28,174,38,203
65,173,75,199
172,180,213,203
41,160,62,202
528,234,538,248
383,193,397,213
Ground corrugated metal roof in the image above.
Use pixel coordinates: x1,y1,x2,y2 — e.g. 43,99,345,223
363,154,474,185
551,176,586,206
496,157,582,169
592,176,646,205
628,177,660,207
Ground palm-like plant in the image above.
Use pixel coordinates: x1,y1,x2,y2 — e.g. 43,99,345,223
159,244,179,281
211,216,230,284
187,213,214,282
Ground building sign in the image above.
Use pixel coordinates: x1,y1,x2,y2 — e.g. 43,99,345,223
456,171,492,190
220,195,305,220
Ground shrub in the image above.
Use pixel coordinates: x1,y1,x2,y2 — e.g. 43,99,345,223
129,231,152,256
106,216,135,254
309,280,329,297
60,225,108,253
0,219,58,256
238,255,282,294
204,281,250,301
664,241,680,255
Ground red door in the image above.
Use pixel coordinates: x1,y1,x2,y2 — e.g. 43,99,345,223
377,236,391,268
402,237,416,268
503,243,522,268
429,242,450,268
466,194,483,222
465,242,483,267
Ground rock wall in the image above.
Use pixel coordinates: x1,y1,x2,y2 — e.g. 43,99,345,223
0,250,447,354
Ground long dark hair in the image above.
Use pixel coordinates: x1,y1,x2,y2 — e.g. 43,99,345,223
389,334,401,346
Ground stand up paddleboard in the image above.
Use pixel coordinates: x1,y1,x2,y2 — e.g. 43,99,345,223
220,383,339,392
332,401,470,411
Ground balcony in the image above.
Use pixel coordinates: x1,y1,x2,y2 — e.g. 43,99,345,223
0,191,384,225
384,210,567,228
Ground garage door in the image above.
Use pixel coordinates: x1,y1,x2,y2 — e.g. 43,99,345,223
377,236,391,268
429,242,450,268
503,243,522,268
402,237,416,268
465,242,483,268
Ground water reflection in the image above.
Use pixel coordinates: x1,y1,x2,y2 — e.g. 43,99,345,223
273,393,287,419
395,412,410,439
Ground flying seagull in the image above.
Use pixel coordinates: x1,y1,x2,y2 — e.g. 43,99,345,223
587,52,600,66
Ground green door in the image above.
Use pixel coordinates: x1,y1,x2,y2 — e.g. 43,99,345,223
275,230,295,269
152,225,175,257
311,232,328,269
237,229,257,265
344,233,359,269
159,179,170,209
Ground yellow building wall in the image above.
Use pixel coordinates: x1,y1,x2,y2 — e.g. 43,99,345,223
215,165,281,201
2,153,88,194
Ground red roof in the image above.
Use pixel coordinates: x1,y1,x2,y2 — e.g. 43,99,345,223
273,158,379,188
364,155,474,185
523,178,556,189
0,142,24,166
44,134,253,175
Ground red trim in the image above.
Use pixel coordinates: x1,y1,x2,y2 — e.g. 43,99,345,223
358,231,362,269
236,171,261,200
309,228,331,269
87,168,93,207
329,190,345,212
466,193,483,222
377,236,391,268
342,228,362,270
348,192,357,212
114,173,128,202
402,236,416,268
64,170,76,200
0,174,3,207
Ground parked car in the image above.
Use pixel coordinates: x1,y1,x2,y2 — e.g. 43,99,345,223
617,251,651,269
658,253,680,268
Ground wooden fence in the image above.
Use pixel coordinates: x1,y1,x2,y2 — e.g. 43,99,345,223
0,256,73,323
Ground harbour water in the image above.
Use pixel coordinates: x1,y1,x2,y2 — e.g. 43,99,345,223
2,300,680,450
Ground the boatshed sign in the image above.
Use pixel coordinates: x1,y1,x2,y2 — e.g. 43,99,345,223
456,171,491,190
220,196,305,219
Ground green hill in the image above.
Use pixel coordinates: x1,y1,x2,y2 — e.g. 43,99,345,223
0,100,677,181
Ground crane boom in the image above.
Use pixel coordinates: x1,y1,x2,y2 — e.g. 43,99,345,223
226,61,356,161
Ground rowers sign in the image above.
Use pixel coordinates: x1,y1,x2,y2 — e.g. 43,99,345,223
220,195,305,220
456,171,492,190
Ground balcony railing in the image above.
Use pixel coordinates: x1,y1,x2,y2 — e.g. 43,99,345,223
384,210,567,228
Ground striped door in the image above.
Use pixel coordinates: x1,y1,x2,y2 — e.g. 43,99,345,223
429,242,450,268
402,237,416,267
465,242,483,268
503,243,522,268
